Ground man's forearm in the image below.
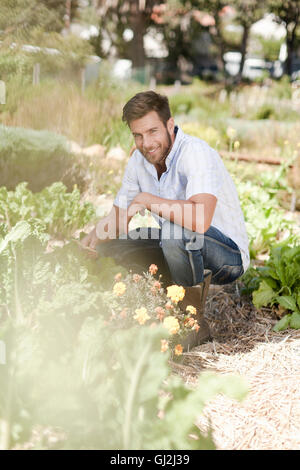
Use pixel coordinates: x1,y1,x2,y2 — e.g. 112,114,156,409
135,193,205,233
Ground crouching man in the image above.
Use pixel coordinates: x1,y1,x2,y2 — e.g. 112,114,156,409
81,91,250,349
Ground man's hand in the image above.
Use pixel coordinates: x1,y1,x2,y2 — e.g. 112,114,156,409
79,205,131,258
80,226,100,259
128,193,147,218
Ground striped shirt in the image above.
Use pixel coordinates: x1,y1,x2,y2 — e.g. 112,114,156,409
114,126,250,272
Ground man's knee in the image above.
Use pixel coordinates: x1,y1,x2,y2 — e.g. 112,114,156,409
161,220,184,251
161,220,203,251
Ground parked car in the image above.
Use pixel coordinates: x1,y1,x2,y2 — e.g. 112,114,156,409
223,52,277,80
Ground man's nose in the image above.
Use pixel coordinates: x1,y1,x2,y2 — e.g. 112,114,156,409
142,134,153,149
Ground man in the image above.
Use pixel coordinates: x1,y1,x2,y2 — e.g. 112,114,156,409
81,90,249,348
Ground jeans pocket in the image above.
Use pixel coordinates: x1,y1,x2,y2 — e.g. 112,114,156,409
212,264,244,285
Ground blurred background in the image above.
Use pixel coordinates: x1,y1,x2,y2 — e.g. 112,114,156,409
0,0,300,216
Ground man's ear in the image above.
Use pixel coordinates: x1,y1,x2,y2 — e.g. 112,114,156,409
167,117,175,135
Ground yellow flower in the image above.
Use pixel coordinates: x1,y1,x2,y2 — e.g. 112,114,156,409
186,305,197,315
149,264,158,275
174,344,183,356
134,307,150,325
113,282,126,296
233,140,240,150
226,127,237,139
161,339,169,352
166,285,185,304
163,316,180,335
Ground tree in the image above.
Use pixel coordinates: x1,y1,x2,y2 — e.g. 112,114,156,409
186,0,266,80
92,0,163,68
187,0,234,73
269,0,300,76
151,2,207,76
232,0,266,81
0,0,80,43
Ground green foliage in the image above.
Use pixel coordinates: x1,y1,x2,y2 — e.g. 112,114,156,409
270,75,292,100
236,178,296,259
181,122,222,148
255,35,284,62
0,182,96,239
242,242,300,331
254,104,276,120
0,125,90,192
0,220,248,450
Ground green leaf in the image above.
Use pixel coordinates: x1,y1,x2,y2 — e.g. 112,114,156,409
252,280,275,308
273,314,291,332
276,295,298,312
0,221,32,254
297,291,300,310
290,312,300,329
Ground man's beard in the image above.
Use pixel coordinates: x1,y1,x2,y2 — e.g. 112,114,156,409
142,129,173,167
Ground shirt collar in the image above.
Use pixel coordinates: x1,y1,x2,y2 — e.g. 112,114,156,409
165,125,182,170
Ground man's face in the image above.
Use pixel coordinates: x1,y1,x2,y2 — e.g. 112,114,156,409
130,111,175,168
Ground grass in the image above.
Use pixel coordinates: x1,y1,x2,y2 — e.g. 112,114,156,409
0,66,141,153
1,71,299,200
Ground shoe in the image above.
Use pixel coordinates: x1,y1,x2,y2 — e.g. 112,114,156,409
179,270,212,351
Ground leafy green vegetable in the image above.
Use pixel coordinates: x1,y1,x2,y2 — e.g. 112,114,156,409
236,179,297,259
243,242,300,331
0,182,96,238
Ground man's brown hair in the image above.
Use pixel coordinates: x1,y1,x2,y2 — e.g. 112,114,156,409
122,91,171,127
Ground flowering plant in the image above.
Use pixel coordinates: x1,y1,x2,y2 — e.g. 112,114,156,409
102,264,200,357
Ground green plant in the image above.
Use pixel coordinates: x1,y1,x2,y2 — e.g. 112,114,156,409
0,182,96,239
0,125,88,192
255,104,276,120
102,267,205,357
242,242,300,331
181,122,222,149
0,220,248,450
236,179,296,258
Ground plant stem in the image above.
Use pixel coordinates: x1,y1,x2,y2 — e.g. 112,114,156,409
123,341,151,450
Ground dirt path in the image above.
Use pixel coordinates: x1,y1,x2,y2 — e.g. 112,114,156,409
172,283,300,450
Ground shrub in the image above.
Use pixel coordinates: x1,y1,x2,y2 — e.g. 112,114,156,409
181,122,222,148
0,125,88,192
255,104,276,120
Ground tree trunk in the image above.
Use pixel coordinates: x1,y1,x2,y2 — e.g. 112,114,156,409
285,20,298,76
129,9,147,68
237,25,249,82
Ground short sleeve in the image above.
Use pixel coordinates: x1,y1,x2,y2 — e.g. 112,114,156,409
113,153,141,209
182,141,224,200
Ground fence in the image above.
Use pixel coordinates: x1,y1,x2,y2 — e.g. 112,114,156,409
219,85,300,113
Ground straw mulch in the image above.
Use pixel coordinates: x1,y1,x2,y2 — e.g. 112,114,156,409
171,282,300,450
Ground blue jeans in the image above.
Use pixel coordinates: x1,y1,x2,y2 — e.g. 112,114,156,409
96,221,244,287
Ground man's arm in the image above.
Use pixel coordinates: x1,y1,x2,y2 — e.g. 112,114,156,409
130,192,217,233
81,204,131,251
